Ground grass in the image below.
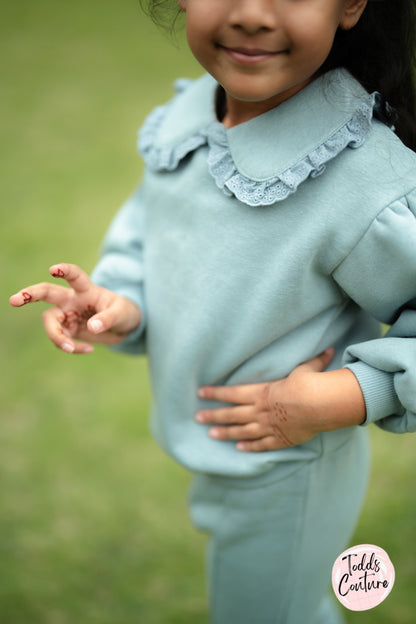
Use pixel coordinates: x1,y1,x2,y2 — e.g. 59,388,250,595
1,1,416,622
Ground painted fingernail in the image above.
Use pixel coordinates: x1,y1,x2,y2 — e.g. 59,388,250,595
90,319,104,334
51,267,65,278
21,292,32,304
62,342,75,354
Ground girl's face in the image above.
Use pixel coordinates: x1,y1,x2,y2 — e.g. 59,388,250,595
178,0,367,127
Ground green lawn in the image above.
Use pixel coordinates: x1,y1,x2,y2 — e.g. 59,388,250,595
2,1,416,622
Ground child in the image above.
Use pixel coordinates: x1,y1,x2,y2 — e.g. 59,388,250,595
10,0,416,622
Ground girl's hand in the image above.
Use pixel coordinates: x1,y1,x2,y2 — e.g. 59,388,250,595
9,263,142,354
195,349,366,452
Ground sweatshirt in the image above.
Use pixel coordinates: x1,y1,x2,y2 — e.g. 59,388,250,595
91,69,416,478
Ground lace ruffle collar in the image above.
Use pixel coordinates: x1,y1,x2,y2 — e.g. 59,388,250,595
138,69,384,207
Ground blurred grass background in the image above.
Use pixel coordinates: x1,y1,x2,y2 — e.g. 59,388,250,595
1,1,415,622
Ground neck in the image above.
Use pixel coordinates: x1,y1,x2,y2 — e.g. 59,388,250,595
222,98,275,128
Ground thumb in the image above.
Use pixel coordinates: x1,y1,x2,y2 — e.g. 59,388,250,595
299,347,335,373
87,308,120,335
87,298,141,336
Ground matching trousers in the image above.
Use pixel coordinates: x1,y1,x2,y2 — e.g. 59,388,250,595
188,427,370,624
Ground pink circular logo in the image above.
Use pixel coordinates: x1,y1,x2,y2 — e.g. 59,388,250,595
332,544,395,611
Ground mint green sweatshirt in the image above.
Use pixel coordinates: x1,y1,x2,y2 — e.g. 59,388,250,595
91,69,416,478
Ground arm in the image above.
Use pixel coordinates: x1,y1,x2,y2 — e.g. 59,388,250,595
89,186,147,354
333,192,416,433
195,349,366,452
196,190,416,450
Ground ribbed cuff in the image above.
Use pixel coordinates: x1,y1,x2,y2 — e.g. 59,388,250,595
345,361,402,426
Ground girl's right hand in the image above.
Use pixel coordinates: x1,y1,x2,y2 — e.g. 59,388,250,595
9,263,142,354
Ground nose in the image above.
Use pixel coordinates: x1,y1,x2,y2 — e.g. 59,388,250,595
228,0,277,34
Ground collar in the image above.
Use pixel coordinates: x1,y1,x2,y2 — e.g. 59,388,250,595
138,69,380,206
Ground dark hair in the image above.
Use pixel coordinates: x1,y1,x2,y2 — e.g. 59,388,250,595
140,0,183,33
141,0,416,151
321,0,416,150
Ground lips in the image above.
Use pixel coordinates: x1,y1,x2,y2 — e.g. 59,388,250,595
219,44,282,65
230,47,275,56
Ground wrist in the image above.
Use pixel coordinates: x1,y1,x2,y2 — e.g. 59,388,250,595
114,297,142,335
308,368,366,432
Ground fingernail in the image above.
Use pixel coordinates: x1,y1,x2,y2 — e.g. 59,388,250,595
82,345,94,354
21,292,32,304
90,319,104,334
50,266,65,278
195,412,205,423
209,429,220,439
197,388,206,398
62,342,75,354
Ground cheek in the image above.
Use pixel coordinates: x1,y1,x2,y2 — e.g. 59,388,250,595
185,6,215,40
292,25,339,66
286,10,340,52
185,18,210,57
186,32,209,70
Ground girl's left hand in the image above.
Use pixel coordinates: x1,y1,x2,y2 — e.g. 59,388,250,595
195,348,365,452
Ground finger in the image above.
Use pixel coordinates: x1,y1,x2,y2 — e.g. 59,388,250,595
297,347,335,374
86,305,122,335
49,263,93,294
70,341,95,354
42,307,124,346
195,405,252,425
197,382,266,405
9,290,36,307
42,308,93,354
236,436,283,453
209,422,262,441
9,283,72,308
87,303,128,336
87,295,142,336
75,325,126,345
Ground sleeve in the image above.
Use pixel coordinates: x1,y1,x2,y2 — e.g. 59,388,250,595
332,188,416,433
90,186,147,354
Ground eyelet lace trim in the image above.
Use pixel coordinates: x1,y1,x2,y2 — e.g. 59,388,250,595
138,88,378,207
207,93,377,206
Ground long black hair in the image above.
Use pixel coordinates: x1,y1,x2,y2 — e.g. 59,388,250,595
141,0,416,150
321,0,416,150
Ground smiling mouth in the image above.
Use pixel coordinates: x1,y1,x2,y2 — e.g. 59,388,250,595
219,45,286,64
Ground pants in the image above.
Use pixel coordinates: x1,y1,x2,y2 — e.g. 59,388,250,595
189,427,370,624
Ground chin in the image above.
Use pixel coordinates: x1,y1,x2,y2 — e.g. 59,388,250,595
223,84,279,104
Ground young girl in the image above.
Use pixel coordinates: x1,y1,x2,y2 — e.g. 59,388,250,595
10,0,416,622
